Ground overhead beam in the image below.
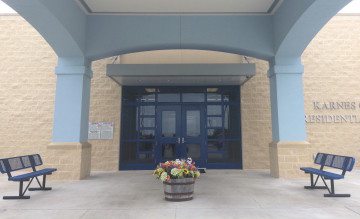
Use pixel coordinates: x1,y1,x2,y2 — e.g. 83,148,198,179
86,15,274,61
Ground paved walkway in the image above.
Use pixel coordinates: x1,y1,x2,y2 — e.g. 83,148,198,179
1,170,360,219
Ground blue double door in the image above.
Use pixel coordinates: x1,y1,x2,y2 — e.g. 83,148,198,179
156,105,206,167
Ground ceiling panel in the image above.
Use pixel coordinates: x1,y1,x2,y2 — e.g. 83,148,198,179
107,63,255,86
111,75,250,86
81,0,278,14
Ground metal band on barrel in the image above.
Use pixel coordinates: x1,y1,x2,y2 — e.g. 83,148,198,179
163,181,194,185
164,191,194,195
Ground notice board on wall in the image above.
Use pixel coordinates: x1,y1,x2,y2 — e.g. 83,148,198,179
88,122,114,140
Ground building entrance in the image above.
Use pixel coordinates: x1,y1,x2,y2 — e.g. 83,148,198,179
120,86,242,170
157,105,205,166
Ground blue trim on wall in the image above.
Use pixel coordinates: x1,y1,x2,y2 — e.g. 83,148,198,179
206,163,242,169
120,162,242,170
120,163,156,170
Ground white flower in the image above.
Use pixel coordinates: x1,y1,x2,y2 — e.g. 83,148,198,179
171,168,181,176
160,172,168,181
187,157,192,164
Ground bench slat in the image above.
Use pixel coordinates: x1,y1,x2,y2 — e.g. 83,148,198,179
300,167,344,180
314,153,355,172
9,168,57,181
0,160,6,174
314,153,325,165
8,157,24,172
0,154,43,174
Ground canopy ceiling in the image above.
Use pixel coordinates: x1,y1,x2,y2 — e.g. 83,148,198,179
79,0,280,14
107,63,256,86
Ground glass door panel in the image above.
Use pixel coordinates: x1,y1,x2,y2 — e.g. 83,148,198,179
162,143,176,160
186,110,201,137
186,144,201,159
161,111,176,137
182,105,205,167
156,106,182,163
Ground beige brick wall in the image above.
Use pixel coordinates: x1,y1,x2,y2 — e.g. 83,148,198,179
0,16,56,161
47,142,92,180
89,58,121,171
303,15,360,166
240,59,272,169
0,15,359,173
242,15,360,169
269,141,312,178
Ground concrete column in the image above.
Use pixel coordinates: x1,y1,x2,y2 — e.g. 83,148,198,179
47,57,92,180
268,57,311,178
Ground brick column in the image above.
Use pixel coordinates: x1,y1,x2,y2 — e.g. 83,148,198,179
46,57,92,180
268,57,312,178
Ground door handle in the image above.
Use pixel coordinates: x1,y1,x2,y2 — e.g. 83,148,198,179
181,137,185,144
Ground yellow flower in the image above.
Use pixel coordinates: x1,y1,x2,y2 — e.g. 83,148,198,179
154,168,164,176
194,171,200,178
190,171,194,177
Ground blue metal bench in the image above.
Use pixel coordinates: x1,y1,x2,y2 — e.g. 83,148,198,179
300,153,355,197
0,154,57,199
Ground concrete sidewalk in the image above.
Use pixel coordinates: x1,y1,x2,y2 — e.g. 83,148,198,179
0,170,360,219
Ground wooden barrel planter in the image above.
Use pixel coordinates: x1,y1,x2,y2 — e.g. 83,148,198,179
163,178,195,201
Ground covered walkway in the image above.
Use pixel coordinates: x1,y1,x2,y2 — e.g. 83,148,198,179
1,170,360,218
1,0,353,179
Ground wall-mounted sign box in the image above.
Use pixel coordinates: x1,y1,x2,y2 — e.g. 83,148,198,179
88,122,114,140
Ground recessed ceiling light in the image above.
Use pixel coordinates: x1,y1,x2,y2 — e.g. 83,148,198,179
145,88,156,93
207,88,218,93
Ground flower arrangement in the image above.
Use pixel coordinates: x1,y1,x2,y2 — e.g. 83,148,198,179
153,158,201,182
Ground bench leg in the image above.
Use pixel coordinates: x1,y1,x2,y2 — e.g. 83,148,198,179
3,196,30,200
29,175,52,191
304,186,327,189
304,174,327,190
323,179,350,198
3,181,31,200
29,188,52,191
